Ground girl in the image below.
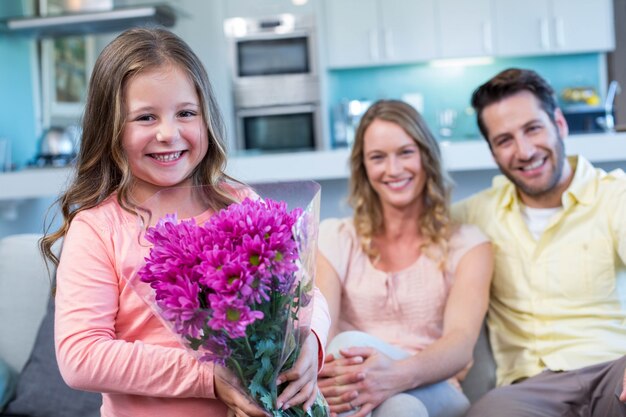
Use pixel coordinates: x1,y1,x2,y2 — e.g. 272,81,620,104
41,28,329,417
316,100,493,417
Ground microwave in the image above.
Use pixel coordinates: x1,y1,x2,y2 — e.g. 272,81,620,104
235,103,322,153
224,14,320,109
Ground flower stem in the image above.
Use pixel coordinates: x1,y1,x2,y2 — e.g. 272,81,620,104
227,357,245,384
244,336,254,358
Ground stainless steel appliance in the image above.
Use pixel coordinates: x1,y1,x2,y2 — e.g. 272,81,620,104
224,14,322,152
31,125,80,167
236,104,320,152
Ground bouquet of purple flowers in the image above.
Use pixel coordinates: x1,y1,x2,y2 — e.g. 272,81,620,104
130,182,328,417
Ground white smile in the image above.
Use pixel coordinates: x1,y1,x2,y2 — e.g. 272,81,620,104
521,158,545,171
385,178,411,189
151,151,182,162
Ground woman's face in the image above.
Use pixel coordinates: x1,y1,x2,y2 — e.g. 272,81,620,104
362,118,427,212
121,64,208,202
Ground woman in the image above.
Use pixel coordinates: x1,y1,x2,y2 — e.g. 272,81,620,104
317,100,493,417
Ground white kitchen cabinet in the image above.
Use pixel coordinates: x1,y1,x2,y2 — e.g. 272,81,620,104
438,0,494,58
550,0,614,53
494,0,614,57
222,0,316,18
324,0,437,68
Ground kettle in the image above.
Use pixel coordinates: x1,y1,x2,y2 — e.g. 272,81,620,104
33,125,81,167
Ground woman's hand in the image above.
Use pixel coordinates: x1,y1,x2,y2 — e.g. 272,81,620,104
318,352,365,416
275,332,321,412
319,347,403,417
214,365,270,417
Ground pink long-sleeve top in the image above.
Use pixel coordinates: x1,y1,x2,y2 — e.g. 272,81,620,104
55,195,330,417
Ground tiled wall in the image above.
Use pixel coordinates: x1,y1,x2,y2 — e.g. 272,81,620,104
328,53,604,145
0,1,38,169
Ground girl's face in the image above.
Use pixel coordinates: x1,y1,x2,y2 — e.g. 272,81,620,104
362,119,427,213
122,64,208,202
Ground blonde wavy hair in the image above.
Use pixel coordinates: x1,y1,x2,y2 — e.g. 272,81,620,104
41,28,238,267
348,99,455,266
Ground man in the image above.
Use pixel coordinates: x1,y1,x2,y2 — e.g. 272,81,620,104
453,67,626,416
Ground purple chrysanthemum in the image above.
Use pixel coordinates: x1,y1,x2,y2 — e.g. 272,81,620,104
199,333,232,365
138,197,302,356
154,275,209,339
208,293,264,338
140,215,211,288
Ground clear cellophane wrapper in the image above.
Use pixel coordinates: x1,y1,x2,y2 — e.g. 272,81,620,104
127,181,329,417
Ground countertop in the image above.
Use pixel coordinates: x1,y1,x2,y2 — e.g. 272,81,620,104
1,132,626,201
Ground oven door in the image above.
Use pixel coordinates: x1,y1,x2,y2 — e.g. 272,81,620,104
236,104,321,153
236,33,311,78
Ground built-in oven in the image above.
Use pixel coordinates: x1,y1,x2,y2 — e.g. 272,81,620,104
235,103,321,153
224,13,323,152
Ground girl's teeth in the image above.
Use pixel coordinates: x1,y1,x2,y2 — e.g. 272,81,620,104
153,152,182,162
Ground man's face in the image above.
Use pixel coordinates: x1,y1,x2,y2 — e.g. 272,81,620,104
482,91,570,207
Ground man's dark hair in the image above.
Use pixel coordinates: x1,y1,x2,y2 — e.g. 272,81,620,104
471,68,559,140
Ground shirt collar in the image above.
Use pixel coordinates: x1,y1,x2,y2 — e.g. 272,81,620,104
493,155,597,211
561,155,595,207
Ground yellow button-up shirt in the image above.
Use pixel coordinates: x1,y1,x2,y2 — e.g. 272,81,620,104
452,155,626,386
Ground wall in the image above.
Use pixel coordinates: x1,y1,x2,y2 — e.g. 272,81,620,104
608,0,626,129
0,1,39,169
328,53,605,145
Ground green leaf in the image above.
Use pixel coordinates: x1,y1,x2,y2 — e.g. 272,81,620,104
258,389,273,410
248,375,268,399
260,354,272,374
255,338,277,359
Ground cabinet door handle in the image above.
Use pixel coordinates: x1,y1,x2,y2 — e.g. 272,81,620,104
482,21,493,53
540,18,550,50
554,17,565,48
369,29,379,61
383,28,394,59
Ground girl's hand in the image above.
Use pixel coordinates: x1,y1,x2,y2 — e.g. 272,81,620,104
323,347,402,417
275,332,320,412
214,365,270,417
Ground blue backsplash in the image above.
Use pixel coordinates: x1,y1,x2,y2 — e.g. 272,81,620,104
0,39,38,170
0,1,38,169
327,53,604,145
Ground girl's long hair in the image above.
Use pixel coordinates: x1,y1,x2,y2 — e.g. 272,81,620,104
41,28,237,266
348,99,455,265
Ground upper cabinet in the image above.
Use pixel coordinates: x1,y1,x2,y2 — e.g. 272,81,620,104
324,0,437,68
438,0,493,58
494,0,615,56
324,0,615,69
223,0,316,18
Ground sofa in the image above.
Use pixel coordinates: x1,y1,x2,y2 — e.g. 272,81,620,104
0,233,496,416
0,234,100,417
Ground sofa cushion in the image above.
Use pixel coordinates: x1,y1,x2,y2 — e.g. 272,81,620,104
460,321,497,403
4,297,101,417
0,357,16,410
0,234,50,374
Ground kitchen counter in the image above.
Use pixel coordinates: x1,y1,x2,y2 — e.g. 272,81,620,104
1,132,626,201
